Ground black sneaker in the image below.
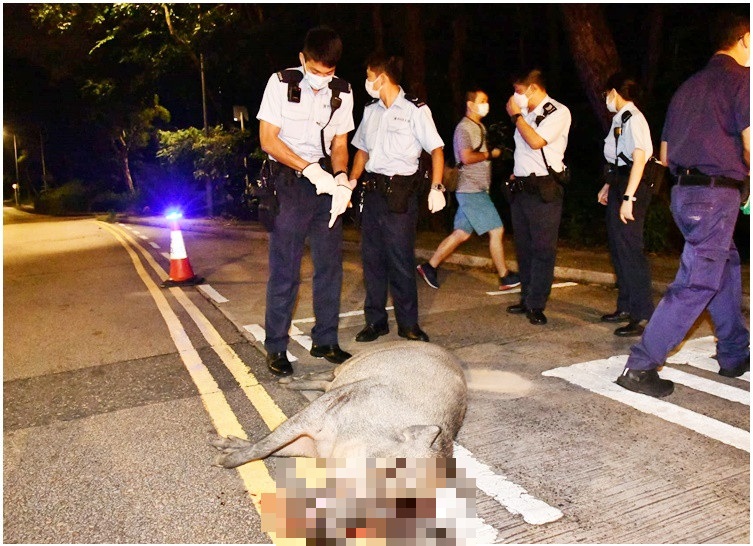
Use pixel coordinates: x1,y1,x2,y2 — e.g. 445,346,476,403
719,356,750,378
498,271,521,290
417,263,439,289
615,368,674,398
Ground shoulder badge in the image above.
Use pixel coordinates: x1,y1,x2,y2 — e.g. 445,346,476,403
277,68,303,84
329,76,351,94
404,94,426,108
535,102,558,126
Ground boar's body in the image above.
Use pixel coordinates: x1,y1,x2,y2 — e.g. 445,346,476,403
212,342,467,467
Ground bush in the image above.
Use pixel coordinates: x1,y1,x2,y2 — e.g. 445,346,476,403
35,181,90,215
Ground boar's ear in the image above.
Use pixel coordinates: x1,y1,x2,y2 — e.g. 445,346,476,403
401,425,441,448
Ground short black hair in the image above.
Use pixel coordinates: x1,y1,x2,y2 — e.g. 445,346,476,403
711,11,750,51
605,72,642,104
465,89,486,103
513,69,546,91
302,26,342,68
365,52,404,85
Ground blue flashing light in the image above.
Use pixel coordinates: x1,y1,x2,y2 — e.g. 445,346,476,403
165,208,183,221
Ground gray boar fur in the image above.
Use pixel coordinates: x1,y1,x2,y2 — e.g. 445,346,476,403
211,341,467,467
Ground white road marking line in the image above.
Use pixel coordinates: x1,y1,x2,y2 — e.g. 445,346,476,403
139,235,149,240
543,357,750,452
198,284,229,304
101,222,301,545
288,324,313,351
453,442,563,526
243,324,297,362
292,306,395,325
486,281,578,296
161,252,170,261
667,336,750,383
149,241,160,249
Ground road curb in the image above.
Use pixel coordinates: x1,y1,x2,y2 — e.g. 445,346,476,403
123,216,749,311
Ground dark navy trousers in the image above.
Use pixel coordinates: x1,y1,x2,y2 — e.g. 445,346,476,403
510,187,563,310
606,176,654,321
626,185,749,371
360,189,420,329
265,171,343,354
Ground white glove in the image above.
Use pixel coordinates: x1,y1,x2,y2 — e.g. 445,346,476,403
302,162,337,195
428,188,446,213
329,179,353,228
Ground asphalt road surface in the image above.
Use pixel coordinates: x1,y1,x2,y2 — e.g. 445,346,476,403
3,207,750,543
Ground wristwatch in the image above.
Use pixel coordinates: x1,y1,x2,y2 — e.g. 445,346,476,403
510,113,523,124
623,195,637,202
431,183,446,193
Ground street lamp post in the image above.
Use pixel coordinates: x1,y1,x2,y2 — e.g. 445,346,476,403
11,133,19,206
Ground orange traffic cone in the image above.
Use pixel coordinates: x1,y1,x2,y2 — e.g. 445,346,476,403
162,216,204,288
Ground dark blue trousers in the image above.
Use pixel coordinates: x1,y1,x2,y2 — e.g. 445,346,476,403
510,188,563,310
626,186,749,371
265,172,343,354
360,190,420,329
606,176,654,321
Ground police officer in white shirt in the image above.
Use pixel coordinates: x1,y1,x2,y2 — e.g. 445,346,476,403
505,69,572,325
256,26,355,376
597,73,655,337
348,53,446,343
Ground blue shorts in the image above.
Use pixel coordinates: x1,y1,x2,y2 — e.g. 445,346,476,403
453,192,503,235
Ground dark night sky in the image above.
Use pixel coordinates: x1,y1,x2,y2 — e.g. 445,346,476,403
2,3,750,195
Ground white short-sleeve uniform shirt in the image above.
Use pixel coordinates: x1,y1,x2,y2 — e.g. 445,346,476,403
603,102,653,167
513,95,571,177
256,67,355,164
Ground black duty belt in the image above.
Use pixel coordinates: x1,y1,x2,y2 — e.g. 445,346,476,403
607,165,632,177
674,168,742,189
362,171,418,193
269,159,332,181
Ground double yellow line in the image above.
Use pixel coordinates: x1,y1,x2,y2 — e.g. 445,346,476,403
99,221,300,545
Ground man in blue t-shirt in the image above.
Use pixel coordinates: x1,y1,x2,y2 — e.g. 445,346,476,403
616,12,750,398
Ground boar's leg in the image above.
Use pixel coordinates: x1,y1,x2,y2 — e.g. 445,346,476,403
211,406,326,468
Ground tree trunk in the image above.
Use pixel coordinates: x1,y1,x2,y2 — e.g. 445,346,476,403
560,4,621,132
116,134,136,194
372,4,384,52
642,5,664,98
448,9,468,118
403,5,427,101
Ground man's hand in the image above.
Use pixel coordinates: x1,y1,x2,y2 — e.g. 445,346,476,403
302,162,336,195
506,95,521,117
597,183,609,206
428,188,446,213
328,174,354,228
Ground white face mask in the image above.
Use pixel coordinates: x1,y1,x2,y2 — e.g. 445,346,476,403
476,102,490,117
301,56,333,91
605,92,618,113
513,92,529,110
364,76,381,99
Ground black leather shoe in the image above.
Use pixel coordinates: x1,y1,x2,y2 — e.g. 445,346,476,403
310,344,352,364
616,368,674,398
355,323,389,342
526,308,547,325
266,352,293,377
614,320,644,337
506,303,528,315
397,325,429,342
719,356,750,378
601,310,631,323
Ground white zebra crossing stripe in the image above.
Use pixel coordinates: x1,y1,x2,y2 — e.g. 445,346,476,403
453,443,563,526
242,324,297,362
198,284,229,304
486,282,577,296
667,336,750,383
543,356,750,452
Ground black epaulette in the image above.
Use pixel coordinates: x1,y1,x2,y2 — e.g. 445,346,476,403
620,110,633,124
404,94,426,108
365,97,380,106
329,75,351,94
277,68,303,84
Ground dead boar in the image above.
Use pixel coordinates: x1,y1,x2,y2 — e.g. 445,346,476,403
211,341,467,466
